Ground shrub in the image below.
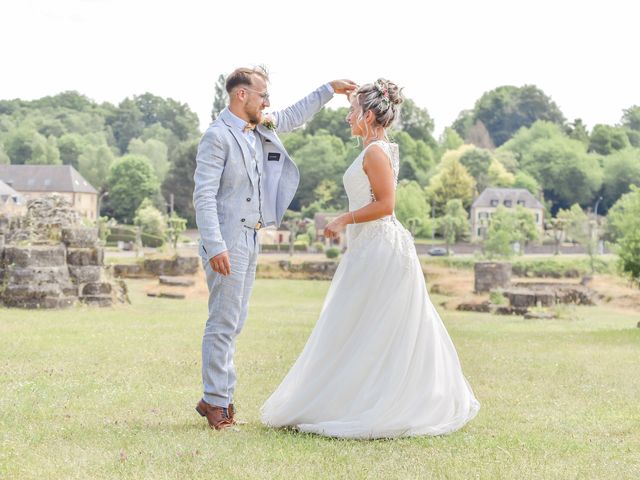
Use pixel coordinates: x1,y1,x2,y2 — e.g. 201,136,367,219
326,247,340,259
312,241,325,253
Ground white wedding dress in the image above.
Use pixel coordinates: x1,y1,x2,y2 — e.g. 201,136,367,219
261,141,480,439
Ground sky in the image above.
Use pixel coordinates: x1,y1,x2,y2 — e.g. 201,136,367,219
1,0,638,136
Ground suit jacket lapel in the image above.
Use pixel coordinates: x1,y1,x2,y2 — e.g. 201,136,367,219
219,110,255,187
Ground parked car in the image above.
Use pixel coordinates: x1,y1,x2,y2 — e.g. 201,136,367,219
427,247,448,256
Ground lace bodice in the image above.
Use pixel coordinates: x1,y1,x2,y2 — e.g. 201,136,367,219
342,141,415,263
343,140,400,212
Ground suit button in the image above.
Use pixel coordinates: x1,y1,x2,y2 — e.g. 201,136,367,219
246,197,251,202
241,218,245,222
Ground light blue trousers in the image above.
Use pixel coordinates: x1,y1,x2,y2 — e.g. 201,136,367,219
201,229,258,407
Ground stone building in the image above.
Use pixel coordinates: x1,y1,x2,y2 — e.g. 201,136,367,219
0,165,98,220
470,187,544,241
0,179,26,217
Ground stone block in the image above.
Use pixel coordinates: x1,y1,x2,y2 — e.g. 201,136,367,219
66,248,104,266
61,228,98,248
80,295,113,307
82,282,113,296
3,245,67,268
474,262,512,293
113,264,144,278
159,276,195,287
68,266,101,283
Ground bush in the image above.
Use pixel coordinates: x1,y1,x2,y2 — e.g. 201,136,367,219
134,199,166,238
489,290,507,305
326,247,340,259
312,241,325,252
295,233,311,246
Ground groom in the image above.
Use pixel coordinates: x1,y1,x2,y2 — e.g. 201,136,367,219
193,66,356,430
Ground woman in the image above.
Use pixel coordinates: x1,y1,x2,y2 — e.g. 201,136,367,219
261,79,480,439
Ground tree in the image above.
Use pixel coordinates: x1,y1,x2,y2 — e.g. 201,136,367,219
395,180,431,237
425,148,476,213
133,93,199,141
501,121,602,211
106,98,144,154
618,230,640,285
211,74,228,120
589,124,630,155
607,185,640,242
397,98,437,147
486,158,515,188
565,118,590,145
439,127,464,152
134,198,166,238
451,109,474,139
0,144,9,164
459,147,493,190
602,148,640,210
558,203,598,272
303,107,352,143
166,213,187,250
57,133,85,168
513,171,541,196
128,137,170,183
465,120,495,149
622,105,640,131
107,154,160,223
437,199,468,254
525,137,602,211
290,135,346,210
472,85,565,147
483,205,539,258
25,135,60,165
394,131,435,185
77,143,115,192
513,205,540,254
483,206,518,258
161,139,198,226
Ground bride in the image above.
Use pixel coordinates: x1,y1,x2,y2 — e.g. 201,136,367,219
261,79,480,439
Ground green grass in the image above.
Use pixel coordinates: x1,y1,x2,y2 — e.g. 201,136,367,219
1,280,639,479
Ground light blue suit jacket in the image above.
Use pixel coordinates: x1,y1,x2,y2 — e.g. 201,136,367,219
193,84,334,260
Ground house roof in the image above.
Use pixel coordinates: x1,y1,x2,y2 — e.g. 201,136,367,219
0,165,97,194
472,187,544,209
0,179,24,202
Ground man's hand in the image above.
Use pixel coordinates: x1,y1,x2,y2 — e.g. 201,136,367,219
209,251,231,276
330,79,358,97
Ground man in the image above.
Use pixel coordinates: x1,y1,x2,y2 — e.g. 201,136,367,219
193,66,356,430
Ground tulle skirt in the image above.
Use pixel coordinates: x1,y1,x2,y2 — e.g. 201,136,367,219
260,219,480,439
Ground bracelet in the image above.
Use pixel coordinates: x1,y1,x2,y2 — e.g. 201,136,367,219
351,211,356,224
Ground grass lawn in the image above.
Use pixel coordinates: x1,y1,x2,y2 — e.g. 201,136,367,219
1,279,639,479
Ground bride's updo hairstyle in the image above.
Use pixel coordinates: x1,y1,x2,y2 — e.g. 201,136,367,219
354,78,404,129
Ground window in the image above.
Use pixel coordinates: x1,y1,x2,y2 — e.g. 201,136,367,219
517,200,525,206
478,212,488,219
535,213,540,223
504,200,512,207
490,199,499,207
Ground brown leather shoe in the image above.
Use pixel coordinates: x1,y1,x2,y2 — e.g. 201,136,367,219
227,403,236,425
195,399,233,430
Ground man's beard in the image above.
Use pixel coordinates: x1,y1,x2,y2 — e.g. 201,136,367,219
246,109,262,126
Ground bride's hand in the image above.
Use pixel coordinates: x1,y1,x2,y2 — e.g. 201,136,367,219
324,214,348,239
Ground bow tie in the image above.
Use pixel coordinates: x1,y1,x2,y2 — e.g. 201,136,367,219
243,123,256,133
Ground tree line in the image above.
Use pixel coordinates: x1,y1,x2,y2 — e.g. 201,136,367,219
1,82,639,251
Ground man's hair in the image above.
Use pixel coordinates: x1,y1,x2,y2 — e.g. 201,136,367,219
225,66,269,94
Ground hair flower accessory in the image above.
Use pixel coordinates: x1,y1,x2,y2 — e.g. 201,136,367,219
375,81,390,105
261,113,276,131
